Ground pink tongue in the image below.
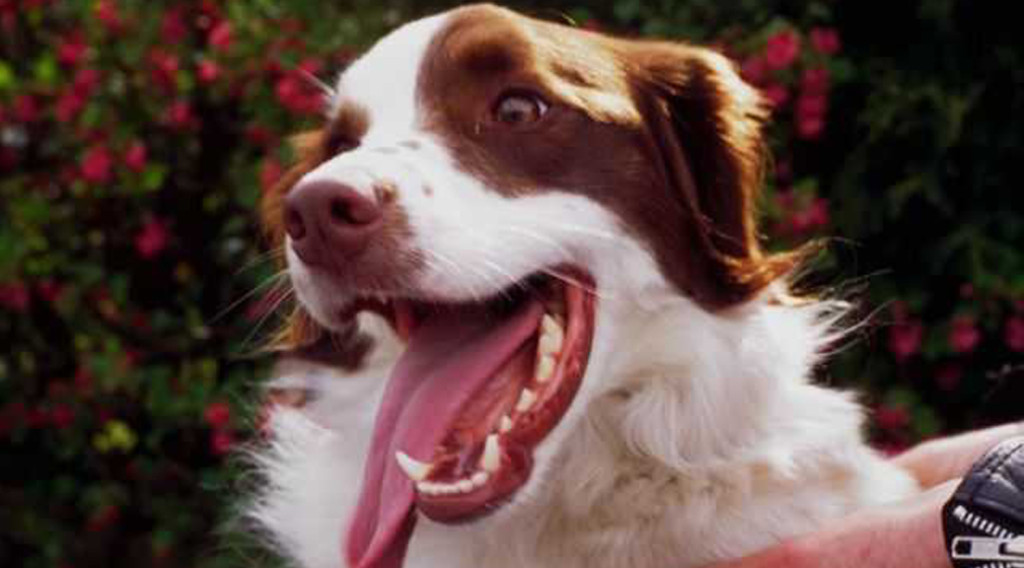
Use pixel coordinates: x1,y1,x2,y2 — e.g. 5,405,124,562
345,299,544,568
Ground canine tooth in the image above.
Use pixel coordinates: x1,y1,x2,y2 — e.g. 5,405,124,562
481,434,501,473
499,415,514,433
471,471,489,487
538,316,564,354
457,479,474,493
535,355,555,383
395,451,432,482
516,388,537,412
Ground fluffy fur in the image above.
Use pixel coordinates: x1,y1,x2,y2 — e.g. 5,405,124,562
246,5,918,568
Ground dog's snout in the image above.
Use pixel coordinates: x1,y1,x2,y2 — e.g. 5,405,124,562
284,179,383,265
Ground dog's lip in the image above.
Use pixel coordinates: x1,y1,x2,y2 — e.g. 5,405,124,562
395,267,597,523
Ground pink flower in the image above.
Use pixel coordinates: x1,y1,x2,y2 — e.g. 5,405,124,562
80,145,112,184
57,34,88,67
50,404,75,430
0,281,30,312
197,59,220,83
13,94,40,123
148,49,180,93
796,93,828,140
55,91,86,123
275,74,323,115
762,84,789,109
163,100,196,130
204,402,231,428
36,279,64,304
949,316,981,354
208,20,233,51
135,217,169,259
124,141,147,172
260,158,283,193
245,125,275,147
160,8,188,44
764,30,801,70
94,0,122,34
888,320,923,360
210,429,235,455
801,67,830,95
874,404,910,432
810,27,841,55
1005,316,1024,352
740,55,768,85
74,366,94,394
806,197,830,228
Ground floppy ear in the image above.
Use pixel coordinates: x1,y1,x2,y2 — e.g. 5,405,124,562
260,130,327,351
631,43,810,308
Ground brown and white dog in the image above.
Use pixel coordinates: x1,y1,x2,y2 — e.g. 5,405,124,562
249,5,918,568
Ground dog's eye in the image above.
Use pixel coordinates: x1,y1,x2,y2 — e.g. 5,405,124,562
493,92,549,126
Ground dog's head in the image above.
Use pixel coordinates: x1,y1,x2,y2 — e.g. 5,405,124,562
262,4,805,566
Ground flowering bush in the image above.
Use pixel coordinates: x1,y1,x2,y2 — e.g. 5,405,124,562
0,1,1020,567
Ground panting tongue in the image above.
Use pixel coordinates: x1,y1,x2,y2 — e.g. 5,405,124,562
346,299,544,568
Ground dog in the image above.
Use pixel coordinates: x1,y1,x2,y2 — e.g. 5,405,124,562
247,5,919,568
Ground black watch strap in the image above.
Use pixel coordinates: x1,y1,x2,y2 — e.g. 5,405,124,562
943,436,1024,567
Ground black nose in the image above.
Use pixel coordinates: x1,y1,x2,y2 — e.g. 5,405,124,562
283,179,383,265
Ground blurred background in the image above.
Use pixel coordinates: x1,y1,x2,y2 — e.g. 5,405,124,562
0,0,1021,566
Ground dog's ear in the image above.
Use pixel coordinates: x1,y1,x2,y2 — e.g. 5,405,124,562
260,130,326,351
630,43,810,308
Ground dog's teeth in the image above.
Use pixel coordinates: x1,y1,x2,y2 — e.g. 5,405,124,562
538,316,564,355
456,479,474,493
535,354,555,383
471,471,489,487
481,434,501,473
515,388,537,412
395,451,433,482
416,481,436,495
499,414,514,433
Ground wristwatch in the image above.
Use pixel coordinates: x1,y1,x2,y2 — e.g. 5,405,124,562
943,436,1024,567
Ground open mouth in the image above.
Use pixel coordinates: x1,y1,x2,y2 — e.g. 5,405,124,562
344,266,596,568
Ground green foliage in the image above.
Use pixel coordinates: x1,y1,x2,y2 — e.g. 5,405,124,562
0,1,1020,567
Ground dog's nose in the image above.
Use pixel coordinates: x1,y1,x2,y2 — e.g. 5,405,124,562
284,179,383,265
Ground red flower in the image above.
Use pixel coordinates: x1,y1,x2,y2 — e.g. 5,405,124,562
148,49,180,93
124,141,147,172
1005,316,1024,352
888,320,923,360
801,67,830,95
796,93,828,140
36,279,64,304
50,404,75,430
80,145,112,184
208,20,233,51
74,366,94,394
210,429,235,455
57,34,88,67
764,30,800,70
204,401,231,428
0,281,30,312
163,100,196,130
197,59,220,83
72,67,101,96
874,404,910,432
13,94,40,123
94,0,122,34
275,74,323,115
259,158,283,192
762,84,789,109
949,316,981,354
55,90,86,123
135,217,169,259
245,125,275,147
740,55,767,85
810,27,841,55
160,8,188,44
